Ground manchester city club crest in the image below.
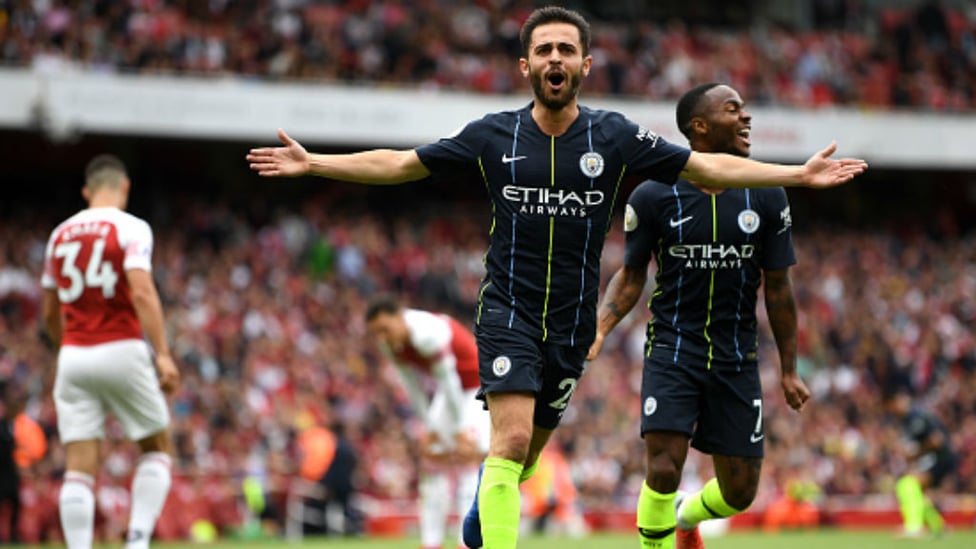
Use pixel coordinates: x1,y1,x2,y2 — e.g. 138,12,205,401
624,204,639,232
737,209,760,234
644,396,657,416
579,151,604,178
492,356,512,377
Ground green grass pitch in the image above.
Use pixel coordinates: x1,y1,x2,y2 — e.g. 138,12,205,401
133,527,974,548
14,528,975,548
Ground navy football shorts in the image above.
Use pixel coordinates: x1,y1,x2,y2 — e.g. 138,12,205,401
916,451,959,487
474,323,587,430
641,352,765,458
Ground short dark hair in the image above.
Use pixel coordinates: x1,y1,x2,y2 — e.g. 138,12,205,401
676,83,722,139
520,6,591,57
84,154,128,190
365,295,401,322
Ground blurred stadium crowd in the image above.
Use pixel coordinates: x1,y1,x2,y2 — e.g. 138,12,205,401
0,189,974,541
1,0,975,110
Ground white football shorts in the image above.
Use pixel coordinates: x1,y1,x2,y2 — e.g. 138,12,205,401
55,339,171,443
427,387,491,454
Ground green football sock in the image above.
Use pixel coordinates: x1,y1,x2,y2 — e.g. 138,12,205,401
895,475,925,533
677,478,742,530
479,456,523,549
923,497,945,534
519,458,539,484
636,482,676,549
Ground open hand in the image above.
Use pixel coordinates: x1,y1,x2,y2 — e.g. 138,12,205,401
246,129,310,177
802,141,868,188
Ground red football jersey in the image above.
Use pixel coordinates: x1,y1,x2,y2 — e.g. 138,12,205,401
42,207,153,346
389,310,480,389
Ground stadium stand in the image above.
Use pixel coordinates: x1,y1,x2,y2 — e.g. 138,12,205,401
0,0,974,110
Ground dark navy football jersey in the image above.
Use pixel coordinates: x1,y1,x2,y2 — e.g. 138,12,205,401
416,103,690,346
624,179,796,368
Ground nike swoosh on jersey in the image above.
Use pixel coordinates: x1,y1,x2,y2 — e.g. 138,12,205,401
501,154,527,164
669,215,693,227
750,433,764,443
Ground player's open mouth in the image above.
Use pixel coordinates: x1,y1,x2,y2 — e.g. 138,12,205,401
737,127,751,146
547,72,566,90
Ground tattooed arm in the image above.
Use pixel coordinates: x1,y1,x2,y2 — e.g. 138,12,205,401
587,265,648,360
763,268,810,411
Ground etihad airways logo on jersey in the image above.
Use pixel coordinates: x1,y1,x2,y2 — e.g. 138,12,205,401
502,185,605,217
669,243,755,269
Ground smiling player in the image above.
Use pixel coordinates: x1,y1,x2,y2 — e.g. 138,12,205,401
589,83,810,549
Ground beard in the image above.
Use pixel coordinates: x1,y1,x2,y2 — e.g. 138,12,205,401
726,133,751,158
707,128,750,158
530,66,583,111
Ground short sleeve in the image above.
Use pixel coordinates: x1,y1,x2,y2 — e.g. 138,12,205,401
613,116,691,185
40,227,60,290
760,188,796,270
122,217,154,273
406,310,452,358
623,181,662,269
415,118,489,176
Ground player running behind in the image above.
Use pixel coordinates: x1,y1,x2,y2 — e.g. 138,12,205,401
588,83,810,549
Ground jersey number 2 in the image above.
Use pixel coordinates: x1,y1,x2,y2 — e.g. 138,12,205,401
548,378,578,410
54,239,119,303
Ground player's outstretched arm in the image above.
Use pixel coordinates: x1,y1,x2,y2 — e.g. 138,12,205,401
246,129,431,184
588,265,647,360
682,141,868,189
